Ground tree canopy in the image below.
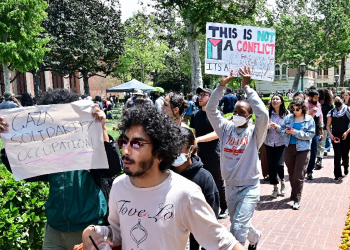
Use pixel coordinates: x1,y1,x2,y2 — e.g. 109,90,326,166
42,0,125,95
0,0,49,92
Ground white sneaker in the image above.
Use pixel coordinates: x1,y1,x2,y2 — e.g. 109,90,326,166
293,202,301,210
270,186,278,198
280,181,286,196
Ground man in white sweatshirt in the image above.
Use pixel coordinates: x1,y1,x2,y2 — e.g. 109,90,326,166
206,66,269,250
82,104,244,250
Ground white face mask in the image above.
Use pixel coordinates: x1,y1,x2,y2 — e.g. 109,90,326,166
232,115,251,127
172,146,194,167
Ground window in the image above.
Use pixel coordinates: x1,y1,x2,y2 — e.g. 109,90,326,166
335,67,340,75
317,83,322,88
324,68,328,76
318,68,322,75
281,64,287,79
275,65,280,80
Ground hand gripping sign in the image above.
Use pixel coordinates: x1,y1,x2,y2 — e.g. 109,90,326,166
205,22,276,81
0,101,108,181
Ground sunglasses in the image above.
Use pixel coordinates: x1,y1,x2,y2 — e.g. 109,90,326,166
293,108,300,112
118,139,152,149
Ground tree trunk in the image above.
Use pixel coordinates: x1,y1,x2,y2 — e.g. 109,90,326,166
186,21,203,93
82,70,90,95
153,69,158,87
340,56,346,87
3,63,11,93
292,69,301,91
33,70,42,99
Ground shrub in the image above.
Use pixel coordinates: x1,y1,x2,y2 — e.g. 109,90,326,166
262,96,290,105
0,166,49,249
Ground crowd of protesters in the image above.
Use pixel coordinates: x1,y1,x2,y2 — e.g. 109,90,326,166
0,67,348,250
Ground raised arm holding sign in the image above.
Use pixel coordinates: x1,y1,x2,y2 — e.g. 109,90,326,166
0,88,122,250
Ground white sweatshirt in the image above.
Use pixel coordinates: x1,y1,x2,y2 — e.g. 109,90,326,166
96,171,238,249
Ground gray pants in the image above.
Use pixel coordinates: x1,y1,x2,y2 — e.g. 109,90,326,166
43,224,84,250
225,183,261,246
316,130,328,158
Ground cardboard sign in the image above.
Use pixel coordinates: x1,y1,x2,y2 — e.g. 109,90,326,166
205,22,276,81
1,101,109,181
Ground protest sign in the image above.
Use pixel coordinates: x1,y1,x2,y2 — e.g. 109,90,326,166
205,22,276,81
1,101,109,181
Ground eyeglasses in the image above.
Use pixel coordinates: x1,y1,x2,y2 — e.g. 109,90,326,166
293,108,300,112
118,139,152,149
198,94,209,98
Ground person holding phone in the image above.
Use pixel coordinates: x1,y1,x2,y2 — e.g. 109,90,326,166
326,95,350,181
281,97,315,210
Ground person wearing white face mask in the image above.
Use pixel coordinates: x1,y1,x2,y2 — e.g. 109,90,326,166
206,66,269,250
172,127,219,250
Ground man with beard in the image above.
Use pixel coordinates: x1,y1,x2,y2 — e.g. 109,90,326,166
82,105,244,250
305,90,323,180
190,87,228,219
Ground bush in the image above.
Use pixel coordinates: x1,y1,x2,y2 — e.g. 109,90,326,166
0,166,49,249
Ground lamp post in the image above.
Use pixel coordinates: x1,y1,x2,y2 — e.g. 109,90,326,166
299,62,306,91
181,84,184,96
335,74,339,93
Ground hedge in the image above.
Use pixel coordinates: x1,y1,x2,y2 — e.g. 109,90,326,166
0,166,49,249
261,96,291,105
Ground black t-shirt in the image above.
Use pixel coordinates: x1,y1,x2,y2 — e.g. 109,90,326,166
321,103,333,129
190,110,220,159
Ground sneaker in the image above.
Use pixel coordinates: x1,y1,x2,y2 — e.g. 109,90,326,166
324,152,328,156
263,176,270,182
306,173,313,180
248,230,261,250
316,158,322,168
345,168,349,176
292,202,301,210
280,181,286,196
270,186,278,198
334,177,341,182
218,209,228,219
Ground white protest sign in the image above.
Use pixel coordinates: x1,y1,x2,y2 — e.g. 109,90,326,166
1,101,109,181
205,22,276,81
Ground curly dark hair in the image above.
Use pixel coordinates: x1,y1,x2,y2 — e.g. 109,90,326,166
318,88,332,107
38,88,79,105
119,105,183,172
288,97,308,115
169,93,189,115
268,94,288,118
180,127,199,156
21,92,34,107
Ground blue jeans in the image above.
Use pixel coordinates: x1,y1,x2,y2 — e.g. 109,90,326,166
225,183,261,246
325,133,331,151
307,136,319,173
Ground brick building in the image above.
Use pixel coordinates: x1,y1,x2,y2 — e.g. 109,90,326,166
0,70,123,99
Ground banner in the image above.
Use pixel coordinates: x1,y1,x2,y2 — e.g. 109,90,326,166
1,101,109,181
205,22,276,81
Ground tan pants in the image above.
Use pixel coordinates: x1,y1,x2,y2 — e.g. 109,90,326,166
43,224,84,250
284,145,310,203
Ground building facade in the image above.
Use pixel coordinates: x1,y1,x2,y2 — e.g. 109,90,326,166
256,56,350,93
0,70,122,99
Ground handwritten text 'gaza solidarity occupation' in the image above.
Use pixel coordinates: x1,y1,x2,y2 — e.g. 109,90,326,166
10,111,94,161
208,26,275,55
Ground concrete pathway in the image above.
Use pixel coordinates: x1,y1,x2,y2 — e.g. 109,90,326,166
220,148,349,249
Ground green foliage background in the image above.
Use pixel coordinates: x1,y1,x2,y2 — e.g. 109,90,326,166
0,164,49,249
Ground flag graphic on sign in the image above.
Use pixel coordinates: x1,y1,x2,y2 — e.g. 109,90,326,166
207,38,222,60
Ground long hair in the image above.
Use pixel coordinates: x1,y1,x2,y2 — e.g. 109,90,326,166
268,94,288,118
319,88,332,107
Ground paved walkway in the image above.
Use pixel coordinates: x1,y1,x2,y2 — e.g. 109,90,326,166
220,148,350,249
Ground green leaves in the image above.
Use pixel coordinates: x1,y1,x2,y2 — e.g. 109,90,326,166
0,165,49,249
